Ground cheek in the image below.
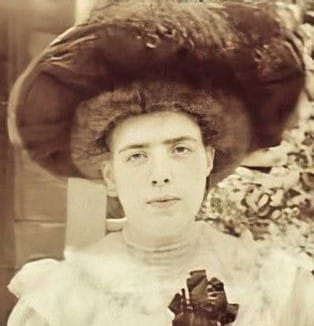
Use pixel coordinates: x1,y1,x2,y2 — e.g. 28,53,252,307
113,163,145,200
178,154,209,183
178,157,208,203
113,173,142,216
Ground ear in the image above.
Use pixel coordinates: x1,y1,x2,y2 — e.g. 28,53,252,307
205,146,215,177
101,155,118,197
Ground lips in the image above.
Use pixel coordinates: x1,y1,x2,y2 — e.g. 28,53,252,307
147,196,181,209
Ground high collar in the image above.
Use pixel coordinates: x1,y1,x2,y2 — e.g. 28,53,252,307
121,222,203,279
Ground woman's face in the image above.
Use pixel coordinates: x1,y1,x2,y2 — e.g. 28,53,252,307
102,111,214,244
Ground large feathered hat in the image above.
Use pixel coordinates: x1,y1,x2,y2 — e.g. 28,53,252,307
8,0,305,187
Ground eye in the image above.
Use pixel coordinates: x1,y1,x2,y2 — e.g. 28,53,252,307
172,145,192,155
127,152,147,162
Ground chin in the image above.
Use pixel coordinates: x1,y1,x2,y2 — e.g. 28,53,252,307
147,214,193,230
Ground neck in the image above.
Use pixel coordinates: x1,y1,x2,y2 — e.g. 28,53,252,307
122,220,199,252
122,220,202,278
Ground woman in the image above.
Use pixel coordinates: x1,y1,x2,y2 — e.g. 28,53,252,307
7,1,313,325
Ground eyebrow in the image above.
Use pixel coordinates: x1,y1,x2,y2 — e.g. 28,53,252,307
118,136,198,153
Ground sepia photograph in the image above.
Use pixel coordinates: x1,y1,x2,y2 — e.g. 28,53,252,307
0,0,313,325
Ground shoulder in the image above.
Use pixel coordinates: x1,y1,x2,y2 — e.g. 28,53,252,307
198,220,254,246
8,259,60,298
194,222,314,324
197,221,256,272
7,233,127,325
256,247,314,325
283,266,314,325
7,258,71,325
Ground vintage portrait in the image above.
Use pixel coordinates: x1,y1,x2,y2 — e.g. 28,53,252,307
0,0,313,325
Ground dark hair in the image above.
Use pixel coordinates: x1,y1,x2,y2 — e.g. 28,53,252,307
87,79,248,155
71,78,250,187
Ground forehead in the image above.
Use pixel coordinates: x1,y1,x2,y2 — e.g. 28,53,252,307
110,111,203,151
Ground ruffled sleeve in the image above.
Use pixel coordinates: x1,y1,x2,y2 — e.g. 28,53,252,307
279,267,314,326
8,259,59,298
258,249,314,326
7,303,48,326
7,259,60,326
7,256,109,326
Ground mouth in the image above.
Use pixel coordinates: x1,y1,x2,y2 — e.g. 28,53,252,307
147,196,181,209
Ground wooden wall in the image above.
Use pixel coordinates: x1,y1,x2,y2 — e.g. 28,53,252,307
8,0,75,266
1,1,75,324
0,1,16,323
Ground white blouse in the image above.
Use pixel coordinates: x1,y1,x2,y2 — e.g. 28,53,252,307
7,221,314,325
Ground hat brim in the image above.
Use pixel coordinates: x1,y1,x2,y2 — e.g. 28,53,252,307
8,1,305,187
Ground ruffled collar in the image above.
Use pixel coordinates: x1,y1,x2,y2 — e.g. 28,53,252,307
64,221,255,296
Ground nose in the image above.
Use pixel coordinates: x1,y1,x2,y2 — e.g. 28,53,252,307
150,156,172,187
151,178,170,186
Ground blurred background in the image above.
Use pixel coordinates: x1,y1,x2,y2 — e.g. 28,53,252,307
1,1,87,323
0,0,313,324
